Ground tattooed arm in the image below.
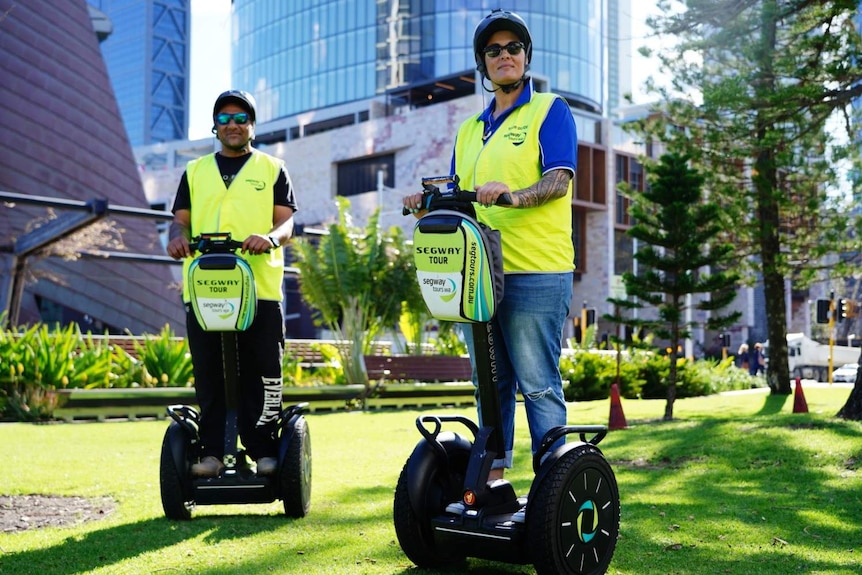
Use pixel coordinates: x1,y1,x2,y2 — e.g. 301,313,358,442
474,169,572,208
512,169,572,208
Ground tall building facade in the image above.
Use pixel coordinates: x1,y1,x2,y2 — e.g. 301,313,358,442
1,0,185,334
233,0,607,122
92,0,190,146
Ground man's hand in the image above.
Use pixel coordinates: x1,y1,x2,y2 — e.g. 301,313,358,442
242,234,275,255
166,218,191,259
166,236,192,260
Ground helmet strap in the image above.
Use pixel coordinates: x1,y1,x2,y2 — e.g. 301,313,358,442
481,74,528,94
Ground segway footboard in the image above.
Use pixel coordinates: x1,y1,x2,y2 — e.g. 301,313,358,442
193,474,278,505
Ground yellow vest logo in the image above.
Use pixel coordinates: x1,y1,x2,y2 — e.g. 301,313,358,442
504,124,528,145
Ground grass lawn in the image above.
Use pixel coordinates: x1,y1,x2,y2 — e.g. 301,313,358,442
0,385,859,575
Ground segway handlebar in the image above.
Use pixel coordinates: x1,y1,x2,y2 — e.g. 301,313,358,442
188,232,268,254
403,174,513,215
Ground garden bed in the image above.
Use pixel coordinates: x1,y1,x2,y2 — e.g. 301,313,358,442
52,381,476,421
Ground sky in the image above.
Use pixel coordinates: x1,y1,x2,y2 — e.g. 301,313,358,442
188,0,231,140
187,1,658,140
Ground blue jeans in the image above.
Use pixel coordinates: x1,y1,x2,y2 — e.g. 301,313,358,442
462,272,572,469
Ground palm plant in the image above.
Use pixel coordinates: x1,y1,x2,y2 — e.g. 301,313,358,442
291,197,417,385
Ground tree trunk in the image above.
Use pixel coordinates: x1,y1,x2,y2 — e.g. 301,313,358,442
339,297,370,386
762,265,791,395
664,351,677,421
837,349,862,420
753,1,791,396
665,324,681,421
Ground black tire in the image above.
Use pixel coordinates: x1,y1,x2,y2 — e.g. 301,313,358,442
159,427,194,520
281,416,312,518
392,452,468,569
528,444,619,575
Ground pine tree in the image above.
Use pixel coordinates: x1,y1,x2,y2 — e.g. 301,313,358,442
613,152,740,420
291,197,417,387
632,1,862,399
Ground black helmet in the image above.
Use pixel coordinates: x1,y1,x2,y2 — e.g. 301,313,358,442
213,89,257,123
473,9,532,77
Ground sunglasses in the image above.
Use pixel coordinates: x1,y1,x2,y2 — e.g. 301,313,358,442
215,112,250,125
482,41,525,59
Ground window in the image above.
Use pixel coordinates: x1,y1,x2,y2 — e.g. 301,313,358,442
615,154,643,227
572,208,585,272
337,154,395,197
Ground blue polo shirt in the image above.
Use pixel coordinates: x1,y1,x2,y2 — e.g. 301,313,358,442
450,78,578,177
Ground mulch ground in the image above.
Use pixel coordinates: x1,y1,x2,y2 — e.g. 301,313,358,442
0,494,116,532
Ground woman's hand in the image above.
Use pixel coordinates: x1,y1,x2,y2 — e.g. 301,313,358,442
475,181,518,207
402,192,427,217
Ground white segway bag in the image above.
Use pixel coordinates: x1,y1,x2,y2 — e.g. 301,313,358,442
187,253,257,331
413,210,504,323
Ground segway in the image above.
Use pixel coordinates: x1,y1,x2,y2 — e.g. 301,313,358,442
393,176,619,574
159,233,311,520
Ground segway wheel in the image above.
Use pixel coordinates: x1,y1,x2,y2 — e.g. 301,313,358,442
280,416,311,518
159,425,194,520
393,459,466,569
528,444,619,575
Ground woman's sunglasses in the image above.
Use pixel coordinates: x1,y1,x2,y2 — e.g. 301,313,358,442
215,112,250,125
482,41,525,59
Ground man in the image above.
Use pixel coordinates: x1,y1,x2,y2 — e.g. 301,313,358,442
166,89,297,477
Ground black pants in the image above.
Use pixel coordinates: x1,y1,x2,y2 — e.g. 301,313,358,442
186,300,284,461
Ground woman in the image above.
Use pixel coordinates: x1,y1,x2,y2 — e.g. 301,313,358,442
404,9,578,481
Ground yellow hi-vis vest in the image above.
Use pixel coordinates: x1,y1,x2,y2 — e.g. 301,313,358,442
454,92,574,273
181,151,285,302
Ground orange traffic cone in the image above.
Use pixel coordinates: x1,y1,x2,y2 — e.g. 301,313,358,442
793,377,808,414
608,383,628,430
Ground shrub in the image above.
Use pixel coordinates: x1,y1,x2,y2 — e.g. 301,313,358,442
636,353,673,399
131,325,193,387
561,351,644,401
71,332,120,389
429,321,468,356
562,349,763,403
0,322,81,420
295,343,345,387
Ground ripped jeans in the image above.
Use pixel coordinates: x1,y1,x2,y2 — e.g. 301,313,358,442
462,272,573,470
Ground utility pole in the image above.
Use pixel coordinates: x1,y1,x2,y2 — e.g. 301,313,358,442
829,291,835,384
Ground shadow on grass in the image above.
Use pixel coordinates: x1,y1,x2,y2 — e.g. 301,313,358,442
0,514,297,575
606,414,861,574
0,506,534,575
755,392,791,415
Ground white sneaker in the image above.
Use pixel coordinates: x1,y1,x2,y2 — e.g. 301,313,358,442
511,507,526,523
445,502,466,515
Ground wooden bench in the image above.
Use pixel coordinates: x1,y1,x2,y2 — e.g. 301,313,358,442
284,339,393,368
364,354,472,382
78,334,184,357
86,336,393,365
94,336,465,382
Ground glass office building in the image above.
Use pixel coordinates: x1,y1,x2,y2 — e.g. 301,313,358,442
233,0,605,123
92,0,190,146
